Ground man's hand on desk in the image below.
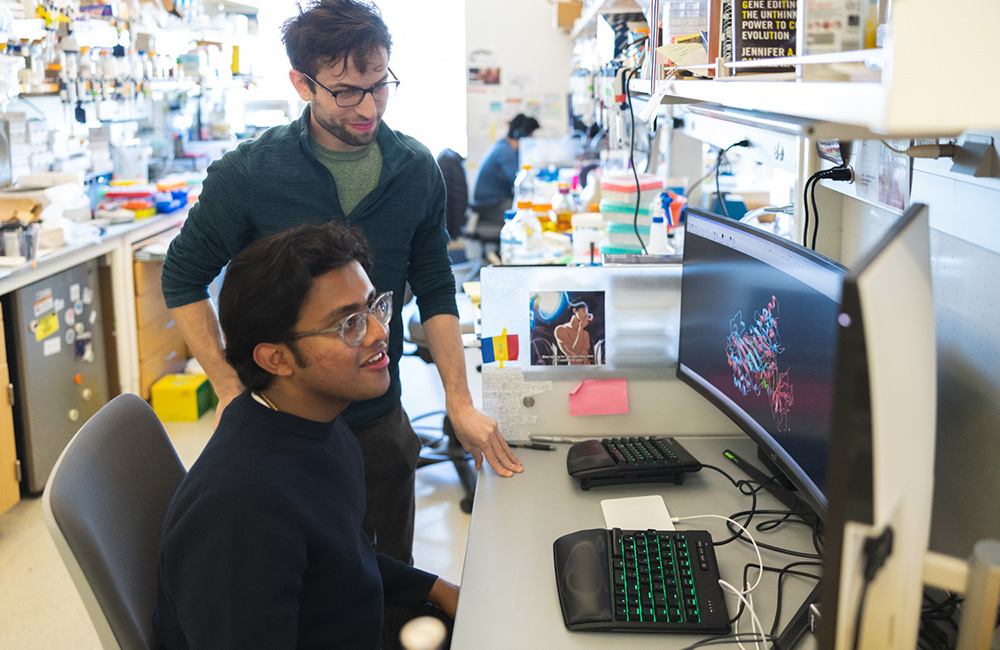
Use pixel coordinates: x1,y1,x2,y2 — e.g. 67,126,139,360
447,402,522,477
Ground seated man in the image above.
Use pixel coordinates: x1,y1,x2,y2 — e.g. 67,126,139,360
153,222,459,650
471,113,540,237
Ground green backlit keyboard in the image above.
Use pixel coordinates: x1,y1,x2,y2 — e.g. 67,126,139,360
566,437,702,490
553,527,730,634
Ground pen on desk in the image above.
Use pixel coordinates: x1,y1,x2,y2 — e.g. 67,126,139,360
528,436,578,444
507,442,556,451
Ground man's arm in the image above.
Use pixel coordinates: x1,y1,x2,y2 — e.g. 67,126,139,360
421,313,522,477
170,299,244,425
426,578,460,619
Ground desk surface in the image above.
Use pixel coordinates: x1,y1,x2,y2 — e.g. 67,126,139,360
453,435,821,649
0,211,185,296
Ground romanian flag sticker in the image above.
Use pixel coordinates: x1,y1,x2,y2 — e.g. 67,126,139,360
481,328,519,368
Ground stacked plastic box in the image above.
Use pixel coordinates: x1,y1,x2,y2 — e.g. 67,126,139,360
599,173,664,254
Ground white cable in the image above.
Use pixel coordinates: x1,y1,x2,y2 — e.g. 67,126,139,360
673,514,764,594
719,579,765,650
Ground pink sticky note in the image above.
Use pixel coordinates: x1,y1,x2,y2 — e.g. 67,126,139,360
568,379,629,416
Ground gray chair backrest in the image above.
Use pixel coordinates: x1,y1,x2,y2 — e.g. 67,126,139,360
42,393,186,650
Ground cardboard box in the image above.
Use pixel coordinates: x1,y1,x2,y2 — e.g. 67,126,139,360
0,197,41,224
553,1,583,30
151,373,217,421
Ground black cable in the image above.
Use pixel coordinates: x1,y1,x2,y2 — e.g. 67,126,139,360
685,161,719,200
852,578,871,650
803,165,853,249
683,141,748,216
699,462,744,488
851,528,895,650
699,464,822,557
623,67,647,254
802,171,820,247
812,522,824,556
729,561,820,622
715,147,730,218
755,511,799,533
680,634,772,650
769,561,822,639
724,509,822,558
810,170,826,250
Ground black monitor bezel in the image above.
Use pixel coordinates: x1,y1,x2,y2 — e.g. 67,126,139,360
676,207,847,521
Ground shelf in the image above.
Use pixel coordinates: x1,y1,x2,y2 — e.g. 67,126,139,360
570,0,643,39
622,0,1000,138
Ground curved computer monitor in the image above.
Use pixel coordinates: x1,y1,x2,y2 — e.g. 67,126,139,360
677,207,847,518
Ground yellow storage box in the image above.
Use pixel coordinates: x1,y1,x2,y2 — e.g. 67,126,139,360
151,373,217,421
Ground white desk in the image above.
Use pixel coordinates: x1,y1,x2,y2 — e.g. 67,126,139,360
453,435,821,649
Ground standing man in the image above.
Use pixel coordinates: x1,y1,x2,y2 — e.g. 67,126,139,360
160,0,521,565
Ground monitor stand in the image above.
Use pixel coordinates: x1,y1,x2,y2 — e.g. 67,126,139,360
722,448,811,518
772,583,820,650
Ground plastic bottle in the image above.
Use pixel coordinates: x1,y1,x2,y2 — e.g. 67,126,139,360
532,197,555,233
647,192,675,255
512,164,537,208
549,183,574,233
571,212,604,265
500,201,542,265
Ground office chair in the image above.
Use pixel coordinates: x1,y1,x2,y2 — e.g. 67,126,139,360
402,292,478,514
406,315,478,514
42,393,186,650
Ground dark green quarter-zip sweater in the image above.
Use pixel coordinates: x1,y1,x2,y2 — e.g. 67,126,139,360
161,107,457,427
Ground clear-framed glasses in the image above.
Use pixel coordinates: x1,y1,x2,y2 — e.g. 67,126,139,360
288,291,393,347
299,68,400,108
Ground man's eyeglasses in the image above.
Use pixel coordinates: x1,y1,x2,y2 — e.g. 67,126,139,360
299,68,400,108
288,291,393,347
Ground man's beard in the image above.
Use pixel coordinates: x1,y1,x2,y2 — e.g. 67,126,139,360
314,110,380,148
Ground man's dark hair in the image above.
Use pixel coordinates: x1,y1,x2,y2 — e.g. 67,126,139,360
508,114,540,140
282,0,393,82
219,222,373,392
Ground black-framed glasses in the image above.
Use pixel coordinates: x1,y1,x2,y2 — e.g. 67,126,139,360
288,291,393,347
299,68,400,108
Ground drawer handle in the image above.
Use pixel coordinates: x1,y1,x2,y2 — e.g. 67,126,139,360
165,350,178,361
165,320,175,329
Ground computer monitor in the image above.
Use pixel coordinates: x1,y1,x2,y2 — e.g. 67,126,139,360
677,207,846,518
818,203,936,650
678,203,936,650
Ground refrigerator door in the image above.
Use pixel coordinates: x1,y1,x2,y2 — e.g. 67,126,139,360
7,260,110,493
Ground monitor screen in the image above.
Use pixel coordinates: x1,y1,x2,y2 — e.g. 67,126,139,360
677,208,846,517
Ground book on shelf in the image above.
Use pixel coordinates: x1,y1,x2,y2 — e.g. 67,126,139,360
729,0,796,75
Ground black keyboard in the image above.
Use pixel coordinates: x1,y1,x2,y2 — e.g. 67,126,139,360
566,436,702,490
554,528,730,633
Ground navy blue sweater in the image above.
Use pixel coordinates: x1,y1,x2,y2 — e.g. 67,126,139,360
153,392,438,650
160,109,458,427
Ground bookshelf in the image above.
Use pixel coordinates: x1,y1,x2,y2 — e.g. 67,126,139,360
625,0,1000,138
